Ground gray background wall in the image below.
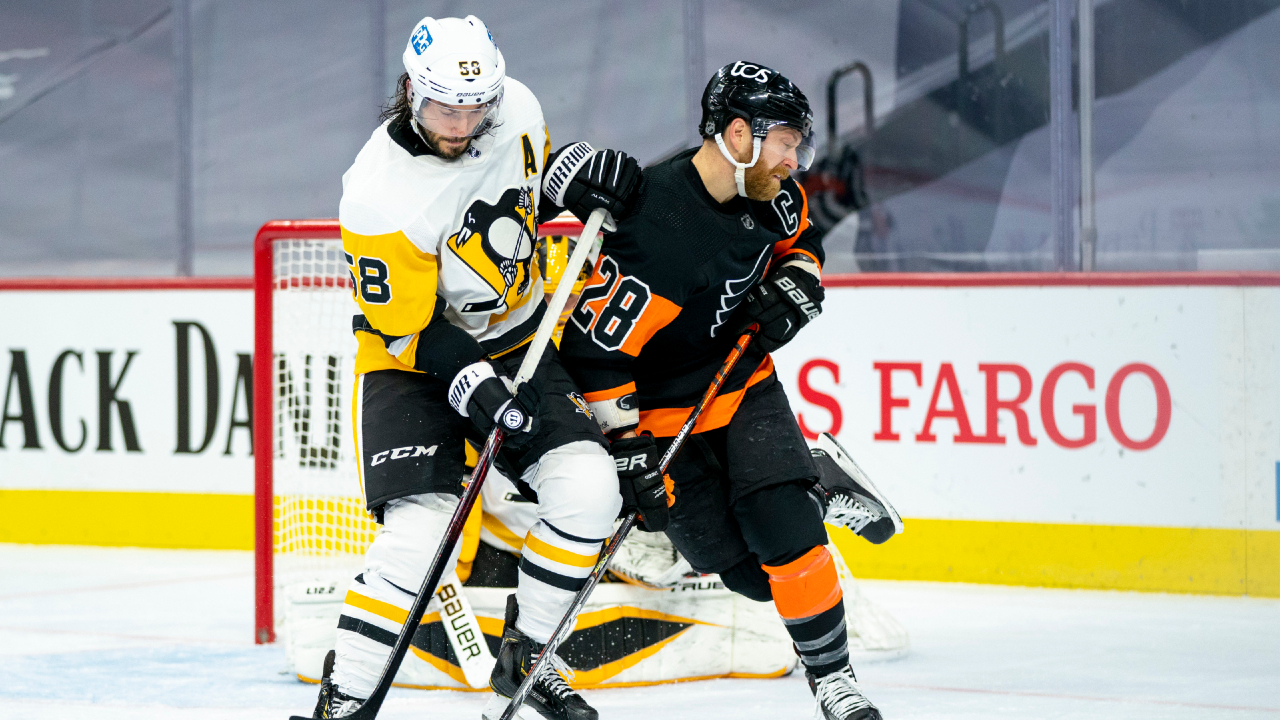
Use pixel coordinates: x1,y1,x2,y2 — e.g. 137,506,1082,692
1,1,1276,275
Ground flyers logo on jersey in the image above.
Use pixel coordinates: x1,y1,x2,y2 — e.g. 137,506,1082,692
710,246,770,337
447,186,539,315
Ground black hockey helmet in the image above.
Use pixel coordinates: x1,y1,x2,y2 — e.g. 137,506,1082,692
699,60,816,170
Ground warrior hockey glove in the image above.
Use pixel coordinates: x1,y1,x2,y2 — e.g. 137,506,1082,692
448,361,540,450
610,434,674,532
736,258,825,353
542,142,642,230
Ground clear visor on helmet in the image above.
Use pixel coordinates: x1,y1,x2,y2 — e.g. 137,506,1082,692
752,117,816,171
412,91,503,139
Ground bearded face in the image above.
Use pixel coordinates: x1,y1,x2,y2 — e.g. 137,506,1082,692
743,157,789,201
726,133,791,201
419,127,473,160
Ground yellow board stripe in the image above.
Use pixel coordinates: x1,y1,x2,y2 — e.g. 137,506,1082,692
343,589,408,626
2,489,1276,598
0,489,252,550
523,533,599,568
827,520,1280,598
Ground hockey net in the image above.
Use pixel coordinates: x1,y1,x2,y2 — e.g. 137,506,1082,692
252,217,583,644
254,218,907,662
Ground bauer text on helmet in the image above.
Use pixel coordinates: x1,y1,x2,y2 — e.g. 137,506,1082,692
403,15,506,139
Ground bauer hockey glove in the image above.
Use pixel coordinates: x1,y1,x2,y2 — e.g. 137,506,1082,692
735,257,825,353
610,434,675,532
542,142,642,230
448,361,541,450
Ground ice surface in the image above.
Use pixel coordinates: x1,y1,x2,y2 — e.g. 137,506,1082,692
2,544,1277,719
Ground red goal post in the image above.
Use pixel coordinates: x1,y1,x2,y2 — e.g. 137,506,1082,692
252,216,585,644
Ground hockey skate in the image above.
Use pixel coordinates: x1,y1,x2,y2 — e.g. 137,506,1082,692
308,650,365,719
811,432,903,544
808,665,883,720
483,594,598,720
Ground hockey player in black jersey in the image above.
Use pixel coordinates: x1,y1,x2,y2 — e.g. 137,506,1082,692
557,62,895,720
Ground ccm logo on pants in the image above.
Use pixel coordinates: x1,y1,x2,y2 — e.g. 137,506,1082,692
370,445,438,467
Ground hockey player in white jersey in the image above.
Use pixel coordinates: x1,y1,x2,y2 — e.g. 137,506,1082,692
303,15,642,720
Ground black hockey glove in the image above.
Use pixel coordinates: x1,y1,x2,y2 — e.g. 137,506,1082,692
448,361,541,450
610,434,674,532
735,260,825,353
542,142,642,228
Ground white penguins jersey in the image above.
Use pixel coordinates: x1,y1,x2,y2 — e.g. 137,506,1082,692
339,78,551,375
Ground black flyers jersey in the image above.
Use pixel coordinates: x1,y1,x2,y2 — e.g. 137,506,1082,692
557,148,825,437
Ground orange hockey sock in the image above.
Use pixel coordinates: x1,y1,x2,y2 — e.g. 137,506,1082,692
763,546,849,676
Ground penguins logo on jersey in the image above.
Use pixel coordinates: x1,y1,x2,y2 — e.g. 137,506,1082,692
446,186,539,314
567,391,592,417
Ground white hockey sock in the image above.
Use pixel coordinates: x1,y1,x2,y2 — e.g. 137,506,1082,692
512,441,619,643
515,519,605,642
331,493,461,699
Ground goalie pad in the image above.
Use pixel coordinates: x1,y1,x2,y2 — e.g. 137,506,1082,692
283,439,909,689
812,432,903,544
283,537,909,689
285,576,798,689
608,524,695,589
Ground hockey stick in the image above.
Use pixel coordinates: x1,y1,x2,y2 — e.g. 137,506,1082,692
436,572,496,688
496,325,759,720
289,208,607,720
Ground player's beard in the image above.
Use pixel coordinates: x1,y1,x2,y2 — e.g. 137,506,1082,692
743,159,789,201
421,129,472,160
730,141,789,201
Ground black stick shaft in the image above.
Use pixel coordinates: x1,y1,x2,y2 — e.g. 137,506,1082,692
329,427,503,720
497,328,758,720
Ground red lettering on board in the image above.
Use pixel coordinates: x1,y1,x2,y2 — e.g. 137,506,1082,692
1104,363,1171,450
873,362,922,441
797,359,843,440
976,363,1037,446
1040,363,1097,448
916,363,983,443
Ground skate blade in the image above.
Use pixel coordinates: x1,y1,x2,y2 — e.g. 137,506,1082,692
481,692,542,720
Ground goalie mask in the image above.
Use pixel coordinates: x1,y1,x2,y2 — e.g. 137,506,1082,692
402,15,505,139
700,61,816,196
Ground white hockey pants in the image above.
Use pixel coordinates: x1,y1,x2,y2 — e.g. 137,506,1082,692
331,440,619,698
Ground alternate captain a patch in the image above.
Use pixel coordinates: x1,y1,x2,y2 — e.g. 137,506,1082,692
446,186,539,315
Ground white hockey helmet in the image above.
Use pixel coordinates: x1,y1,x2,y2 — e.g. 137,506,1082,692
402,15,505,138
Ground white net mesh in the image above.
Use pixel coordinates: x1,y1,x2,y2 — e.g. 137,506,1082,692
270,238,374,628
